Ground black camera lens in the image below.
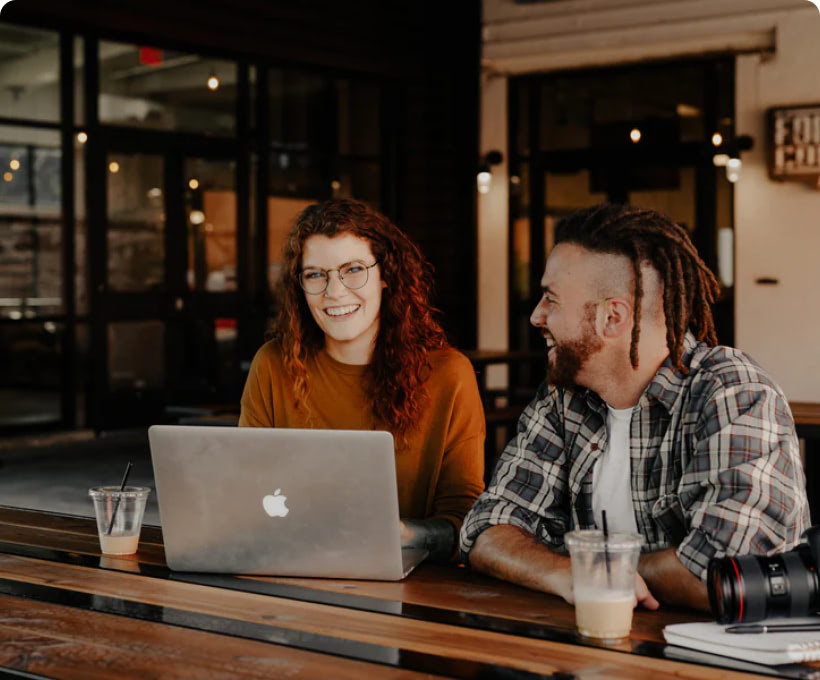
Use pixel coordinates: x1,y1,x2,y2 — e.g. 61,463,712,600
707,544,819,623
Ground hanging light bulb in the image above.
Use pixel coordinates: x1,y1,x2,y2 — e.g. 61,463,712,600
711,132,723,147
207,74,220,91
476,168,491,194
726,158,742,183
630,128,642,143
77,131,88,144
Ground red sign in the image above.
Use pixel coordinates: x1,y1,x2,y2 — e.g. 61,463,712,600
138,47,163,66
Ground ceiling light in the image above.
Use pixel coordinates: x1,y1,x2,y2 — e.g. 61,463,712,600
712,133,723,147
108,161,120,174
630,128,641,143
330,179,341,191
188,178,200,190
77,132,88,144
189,210,206,225
2,172,12,182
207,75,220,91
9,159,20,170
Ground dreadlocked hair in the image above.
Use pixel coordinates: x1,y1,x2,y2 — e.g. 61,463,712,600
554,203,720,374
268,198,449,439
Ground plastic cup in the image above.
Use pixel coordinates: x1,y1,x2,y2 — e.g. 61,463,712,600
89,486,150,555
564,529,643,641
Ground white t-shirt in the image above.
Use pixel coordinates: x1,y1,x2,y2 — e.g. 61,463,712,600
591,404,638,534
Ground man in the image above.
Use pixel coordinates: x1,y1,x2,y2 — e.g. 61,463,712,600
460,204,809,611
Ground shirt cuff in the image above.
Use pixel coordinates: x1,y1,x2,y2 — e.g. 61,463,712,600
676,526,721,582
458,496,542,564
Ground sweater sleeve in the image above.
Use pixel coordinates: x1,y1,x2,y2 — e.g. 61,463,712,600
429,352,486,532
238,342,277,427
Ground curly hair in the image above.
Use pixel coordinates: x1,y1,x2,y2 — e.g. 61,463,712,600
554,203,720,373
269,199,449,437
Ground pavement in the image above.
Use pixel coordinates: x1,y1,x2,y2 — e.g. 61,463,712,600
0,428,160,525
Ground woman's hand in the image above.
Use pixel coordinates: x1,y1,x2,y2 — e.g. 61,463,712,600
400,518,457,562
400,520,415,547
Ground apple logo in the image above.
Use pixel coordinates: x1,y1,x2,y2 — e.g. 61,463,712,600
262,488,289,517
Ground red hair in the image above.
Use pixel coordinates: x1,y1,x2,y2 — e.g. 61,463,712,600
269,199,449,437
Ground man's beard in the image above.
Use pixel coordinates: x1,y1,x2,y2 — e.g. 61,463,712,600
545,310,603,388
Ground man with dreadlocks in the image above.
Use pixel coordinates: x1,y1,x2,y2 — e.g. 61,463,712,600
460,203,809,611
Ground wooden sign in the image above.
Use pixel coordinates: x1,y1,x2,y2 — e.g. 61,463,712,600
769,104,820,181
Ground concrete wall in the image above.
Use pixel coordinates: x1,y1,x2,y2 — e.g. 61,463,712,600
735,9,820,401
480,0,820,401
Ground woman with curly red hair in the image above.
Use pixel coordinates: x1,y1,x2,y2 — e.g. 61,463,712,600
239,199,485,562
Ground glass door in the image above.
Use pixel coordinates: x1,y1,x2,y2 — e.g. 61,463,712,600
91,134,242,429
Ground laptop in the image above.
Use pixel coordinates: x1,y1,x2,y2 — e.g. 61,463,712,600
147,425,427,580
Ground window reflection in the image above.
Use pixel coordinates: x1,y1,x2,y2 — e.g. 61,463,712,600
0,125,62,319
0,322,62,427
185,158,237,292
99,41,236,135
0,24,60,123
106,153,165,292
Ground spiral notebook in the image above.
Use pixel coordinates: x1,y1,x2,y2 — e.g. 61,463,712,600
664,618,820,665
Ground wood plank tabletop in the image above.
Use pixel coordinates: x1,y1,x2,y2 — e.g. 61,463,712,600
0,506,814,680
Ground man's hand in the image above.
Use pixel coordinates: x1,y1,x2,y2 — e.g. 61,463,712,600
635,572,660,610
639,547,709,611
469,525,659,608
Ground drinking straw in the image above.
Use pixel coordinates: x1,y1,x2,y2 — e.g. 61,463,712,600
602,509,612,587
105,461,133,536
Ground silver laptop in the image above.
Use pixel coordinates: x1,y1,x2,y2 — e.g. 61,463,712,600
147,425,427,580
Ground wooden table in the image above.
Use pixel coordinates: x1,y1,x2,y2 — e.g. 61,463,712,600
0,508,815,679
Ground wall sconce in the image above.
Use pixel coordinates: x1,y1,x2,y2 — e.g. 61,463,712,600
711,135,753,183
477,150,503,194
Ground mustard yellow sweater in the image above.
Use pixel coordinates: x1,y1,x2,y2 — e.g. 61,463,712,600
239,342,485,531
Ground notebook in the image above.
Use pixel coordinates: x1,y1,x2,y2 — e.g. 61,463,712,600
148,425,427,580
664,618,820,665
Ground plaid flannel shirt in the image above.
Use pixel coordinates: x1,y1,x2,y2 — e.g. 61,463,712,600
460,333,810,581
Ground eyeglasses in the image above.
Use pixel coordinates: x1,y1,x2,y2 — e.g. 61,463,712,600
298,260,379,295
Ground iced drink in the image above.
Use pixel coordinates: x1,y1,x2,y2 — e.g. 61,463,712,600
99,534,140,555
89,486,150,555
564,529,643,641
574,588,636,639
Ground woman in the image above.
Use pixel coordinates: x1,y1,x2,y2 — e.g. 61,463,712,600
239,199,485,562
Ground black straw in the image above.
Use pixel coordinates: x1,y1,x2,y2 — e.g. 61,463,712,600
602,509,612,587
105,461,133,536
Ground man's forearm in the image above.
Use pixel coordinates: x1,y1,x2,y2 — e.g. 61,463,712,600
467,524,574,601
638,547,710,611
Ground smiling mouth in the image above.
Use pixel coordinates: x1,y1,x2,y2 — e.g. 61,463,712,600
542,332,556,354
324,304,360,318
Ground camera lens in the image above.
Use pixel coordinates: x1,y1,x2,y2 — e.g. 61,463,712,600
707,545,819,624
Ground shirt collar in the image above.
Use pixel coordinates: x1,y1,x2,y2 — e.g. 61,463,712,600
642,330,700,413
574,330,703,415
